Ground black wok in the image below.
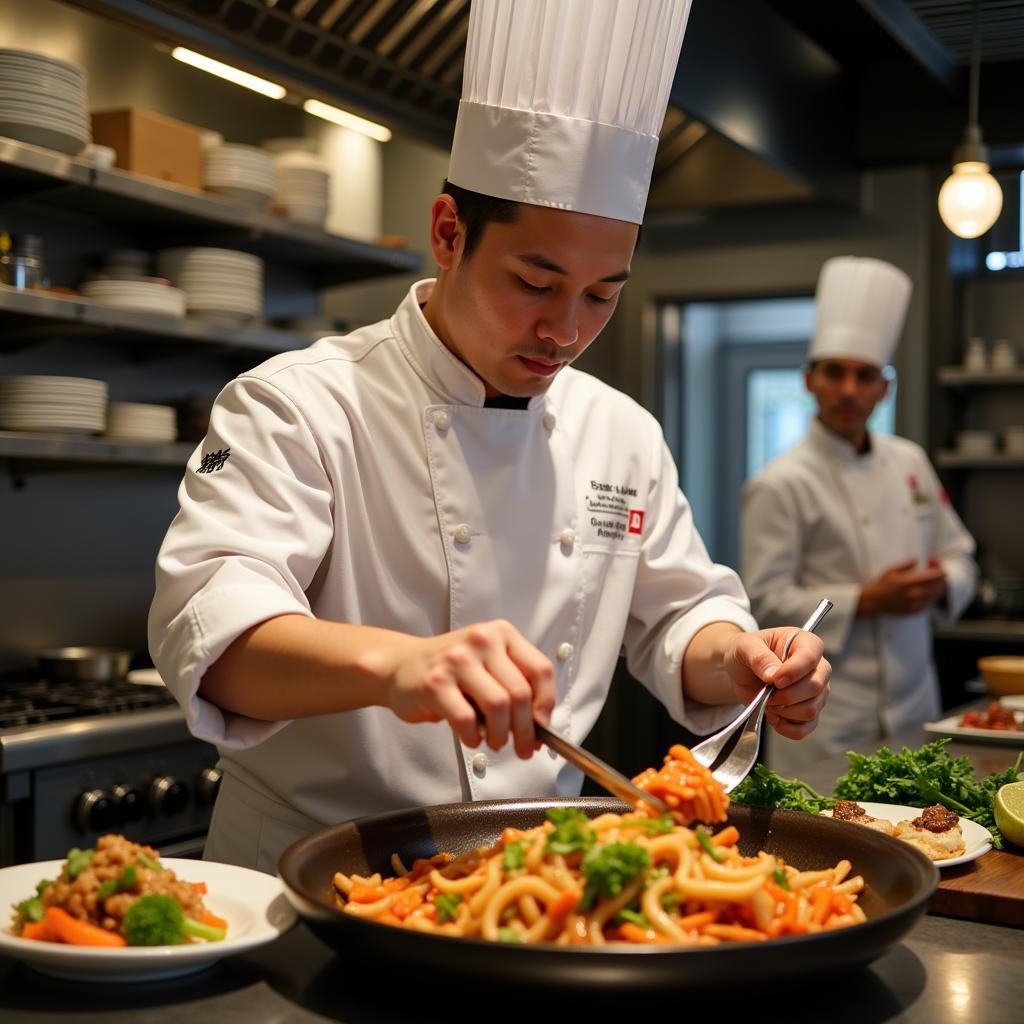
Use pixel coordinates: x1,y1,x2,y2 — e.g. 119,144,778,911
278,798,938,990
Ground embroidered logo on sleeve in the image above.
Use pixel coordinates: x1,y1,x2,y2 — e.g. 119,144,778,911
197,448,231,474
627,509,645,535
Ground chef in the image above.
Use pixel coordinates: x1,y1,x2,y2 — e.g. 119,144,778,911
150,0,831,872
741,256,977,777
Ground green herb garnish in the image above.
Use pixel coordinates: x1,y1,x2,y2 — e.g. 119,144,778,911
502,840,529,872
434,892,463,923
97,864,138,901
619,814,675,836
65,847,94,881
498,927,522,943
615,908,651,928
773,866,790,891
579,841,650,910
696,827,725,863
545,808,596,856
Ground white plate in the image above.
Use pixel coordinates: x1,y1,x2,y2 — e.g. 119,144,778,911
821,802,991,868
923,710,1024,745
0,858,296,982
999,696,1024,712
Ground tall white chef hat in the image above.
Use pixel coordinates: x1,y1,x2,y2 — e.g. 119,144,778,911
809,256,913,369
447,0,693,225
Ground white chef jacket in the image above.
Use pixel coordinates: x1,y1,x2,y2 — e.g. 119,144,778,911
740,417,977,777
150,280,755,870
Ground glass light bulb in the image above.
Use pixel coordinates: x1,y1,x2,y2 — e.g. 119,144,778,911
938,161,1003,238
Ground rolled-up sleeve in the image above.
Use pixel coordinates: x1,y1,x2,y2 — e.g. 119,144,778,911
148,376,336,749
623,431,757,735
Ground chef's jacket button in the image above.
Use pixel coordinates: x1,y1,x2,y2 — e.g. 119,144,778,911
453,523,472,545
559,528,575,549
471,752,487,773
556,642,573,662
432,409,451,431
542,412,557,431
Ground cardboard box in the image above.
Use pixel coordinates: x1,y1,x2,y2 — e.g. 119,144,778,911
90,108,204,190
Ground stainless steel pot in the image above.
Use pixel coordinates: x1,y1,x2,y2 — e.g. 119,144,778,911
36,647,133,682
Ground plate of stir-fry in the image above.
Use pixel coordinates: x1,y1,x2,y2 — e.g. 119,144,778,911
2,835,296,981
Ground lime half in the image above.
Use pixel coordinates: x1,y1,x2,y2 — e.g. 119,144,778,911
994,781,1024,848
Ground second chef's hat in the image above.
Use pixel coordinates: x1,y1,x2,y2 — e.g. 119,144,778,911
808,256,913,368
447,0,693,225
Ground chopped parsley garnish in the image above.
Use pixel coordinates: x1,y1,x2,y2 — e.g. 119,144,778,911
502,840,529,872
696,827,725,863
579,841,650,910
615,908,651,928
545,808,596,856
97,864,138,901
434,892,463,923
620,815,675,836
498,927,522,943
773,866,790,891
65,848,94,881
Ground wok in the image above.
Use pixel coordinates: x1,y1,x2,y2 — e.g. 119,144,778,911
278,798,938,990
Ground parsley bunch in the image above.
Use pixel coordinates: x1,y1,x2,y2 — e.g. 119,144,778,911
544,808,596,856
579,841,650,910
730,764,834,814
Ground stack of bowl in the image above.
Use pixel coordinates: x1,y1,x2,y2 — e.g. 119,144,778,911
203,143,275,208
272,148,330,227
0,49,90,156
0,375,107,434
156,247,263,323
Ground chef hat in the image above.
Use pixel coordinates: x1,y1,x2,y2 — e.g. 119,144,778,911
447,0,693,225
809,256,913,369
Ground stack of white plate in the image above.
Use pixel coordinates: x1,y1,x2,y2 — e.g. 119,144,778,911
0,49,90,156
80,277,187,317
273,149,330,226
156,247,263,323
0,375,106,434
104,402,177,442
203,143,275,207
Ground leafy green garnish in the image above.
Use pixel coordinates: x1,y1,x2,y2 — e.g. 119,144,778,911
14,897,44,925
661,892,682,913
65,847,94,881
545,808,596,856
731,765,833,814
649,865,670,880
696,827,725,863
434,892,463,923
773,866,790,891
614,908,650,928
579,841,650,910
620,815,675,836
498,927,522,943
137,853,162,872
97,864,138,901
502,840,529,872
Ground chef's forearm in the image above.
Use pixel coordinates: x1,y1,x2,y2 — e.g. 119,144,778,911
199,613,406,720
680,621,744,705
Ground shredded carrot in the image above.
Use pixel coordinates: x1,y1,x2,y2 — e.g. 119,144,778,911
832,893,854,916
44,907,126,947
677,910,717,931
703,923,767,942
191,881,208,895
711,826,740,847
20,920,54,942
619,921,673,944
810,886,833,926
201,910,229,931
547,890,581,923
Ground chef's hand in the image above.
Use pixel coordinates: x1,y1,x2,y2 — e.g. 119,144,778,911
382,620,556,759
723,629,831,740
858,556,948,616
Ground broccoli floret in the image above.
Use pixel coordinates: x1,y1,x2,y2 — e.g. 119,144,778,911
123,894,185,946
122,893,226,946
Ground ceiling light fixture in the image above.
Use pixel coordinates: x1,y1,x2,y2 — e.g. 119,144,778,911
937,0,1002,239
302,99,392,143
171,47,287,100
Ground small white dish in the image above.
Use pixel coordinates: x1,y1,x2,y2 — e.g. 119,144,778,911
821,802,991,868
0,858,296,982
923,710,1024,745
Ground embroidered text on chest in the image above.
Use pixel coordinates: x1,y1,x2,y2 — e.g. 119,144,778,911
586,480,644,540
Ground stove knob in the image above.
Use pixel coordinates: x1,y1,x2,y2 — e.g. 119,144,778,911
149,776,189,817
75,789,117,833
112,784,145,824
195,767,222,807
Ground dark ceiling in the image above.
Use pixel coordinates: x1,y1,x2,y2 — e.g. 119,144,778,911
64,0,1024,209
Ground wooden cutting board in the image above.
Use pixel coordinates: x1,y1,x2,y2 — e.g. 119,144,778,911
931,848,1024,927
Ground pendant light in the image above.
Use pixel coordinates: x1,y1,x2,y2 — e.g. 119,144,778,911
938,0,1002,238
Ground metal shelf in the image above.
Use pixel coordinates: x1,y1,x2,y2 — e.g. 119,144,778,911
0,431,191,467
0,283,312,355
0,136,422,287
935,451,1024,469
937,367,1024,386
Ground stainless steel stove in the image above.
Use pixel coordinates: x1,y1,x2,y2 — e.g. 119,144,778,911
0,677,219,866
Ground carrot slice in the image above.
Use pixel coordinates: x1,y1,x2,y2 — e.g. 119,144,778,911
44,907,126,947
21,920,55,942
547,890,581,923
201,910,229,931
618,922,672,944
711,826,740,847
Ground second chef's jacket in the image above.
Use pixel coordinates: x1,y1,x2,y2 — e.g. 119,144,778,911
741,417,977,778
150,279,756,870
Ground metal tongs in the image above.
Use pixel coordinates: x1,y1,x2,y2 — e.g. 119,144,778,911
534,722,670,814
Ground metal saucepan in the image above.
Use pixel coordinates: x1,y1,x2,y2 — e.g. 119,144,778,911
278,798,938,990
36,646,132,683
